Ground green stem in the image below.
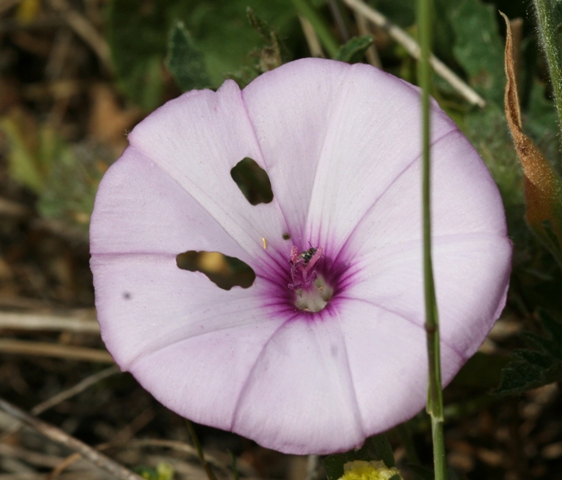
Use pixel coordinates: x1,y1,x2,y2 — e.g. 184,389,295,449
186,420,218,480
417,0,447,479
291,0,340,58
534,0,562,130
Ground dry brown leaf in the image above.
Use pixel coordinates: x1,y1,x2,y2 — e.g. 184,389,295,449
502,11,562,262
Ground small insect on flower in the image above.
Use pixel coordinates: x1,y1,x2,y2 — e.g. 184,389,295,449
299,247,318,263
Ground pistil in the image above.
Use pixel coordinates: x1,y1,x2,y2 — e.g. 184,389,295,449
288,245,333,312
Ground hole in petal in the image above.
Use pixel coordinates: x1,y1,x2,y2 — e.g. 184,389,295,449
176,250,255,290
230,157,273,205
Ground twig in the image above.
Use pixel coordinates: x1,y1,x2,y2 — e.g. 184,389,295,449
0,311,100,333
1,366,120,444
0,398,144,480
48,452,83,480
299,15,325,57
105,439,226,470
0,296,57,309
342,0,486,107
47,0,112,72
0,339,113,363
0,443,66,468
31,366,120,415
111,408,155,445
45,28,73,80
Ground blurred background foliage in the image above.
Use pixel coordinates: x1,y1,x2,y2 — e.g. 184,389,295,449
2,0,562,478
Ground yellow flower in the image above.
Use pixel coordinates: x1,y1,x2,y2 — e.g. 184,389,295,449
339,460,403,480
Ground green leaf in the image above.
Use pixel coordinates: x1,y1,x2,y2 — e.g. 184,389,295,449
0,115,46,193
187,0,296,85
37,140,106,232
246,7,288,72
324,442,372,480
450,0,505,106
108,0,297,101
335,36,374,64
370,434,395,468
165,21,211,92
496,310,562,396
106,0,188,110
462,105,523,211
448,351,510,390
247,6,274,40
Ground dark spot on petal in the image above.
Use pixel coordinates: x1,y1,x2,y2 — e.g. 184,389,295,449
282,232,291,240
176,250,255,290
123,292,131,300
231,157,273,205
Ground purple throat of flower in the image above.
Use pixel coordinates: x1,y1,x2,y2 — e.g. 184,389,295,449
288,245,334,313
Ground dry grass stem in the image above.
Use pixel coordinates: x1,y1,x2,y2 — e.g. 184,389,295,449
343,0,486,107
0,398,144,480
353,11,381,67
0,339,113,363
0,311,100,333
31,366,120,415
327,0,350,42
47,0,112,72
299,15,325,58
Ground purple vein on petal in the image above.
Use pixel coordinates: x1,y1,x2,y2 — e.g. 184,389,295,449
337,231,510,287
302,66,357,257
333,309,367,438
126,298,284,372
229,314,299,431
126,133,284,278
336,296,466,361
329,127,459,268
239,89,294,247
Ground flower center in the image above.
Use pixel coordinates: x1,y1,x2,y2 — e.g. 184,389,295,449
288,245,333,313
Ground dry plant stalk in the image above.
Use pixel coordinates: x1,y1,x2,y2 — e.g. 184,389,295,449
502,12,562,260
0,398,144,480
343,0,485,107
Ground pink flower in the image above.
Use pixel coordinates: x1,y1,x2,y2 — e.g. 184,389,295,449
90,59,511,454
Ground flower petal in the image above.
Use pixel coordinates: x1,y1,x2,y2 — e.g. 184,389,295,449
90,147,249,262
337,129,508,261
334,128,511,360
333,300,464,434
230,315,366,454
126,81,288,268
92,252,282,371
304,62,458,253
343,233,511,361
241,58,350,247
